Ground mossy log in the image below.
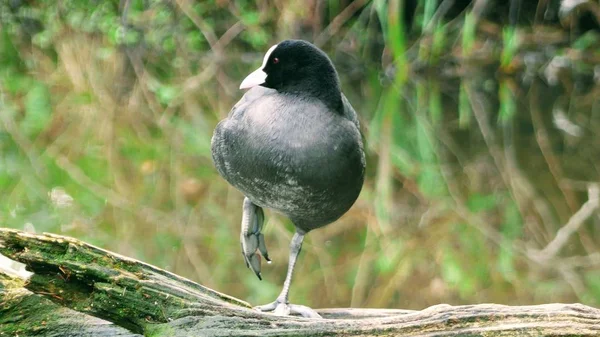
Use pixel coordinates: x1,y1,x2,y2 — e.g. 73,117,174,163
1,228,599,336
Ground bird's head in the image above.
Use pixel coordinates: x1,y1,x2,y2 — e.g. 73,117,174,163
239,40,341,98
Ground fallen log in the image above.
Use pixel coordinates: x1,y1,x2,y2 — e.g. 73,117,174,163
1,228,599,336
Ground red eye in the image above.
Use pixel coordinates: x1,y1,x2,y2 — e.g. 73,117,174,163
272,57,279,64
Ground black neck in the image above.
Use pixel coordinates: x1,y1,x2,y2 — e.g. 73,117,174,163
280,70,343,113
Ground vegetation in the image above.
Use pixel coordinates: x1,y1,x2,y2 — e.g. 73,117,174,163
1,0,600,315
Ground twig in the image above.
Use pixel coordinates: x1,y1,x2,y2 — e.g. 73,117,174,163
175,0,218,51
536,184,600,260
530,83,579,213
43,144,174,229
350,225,374,307
440,165,521,254
466,82,538,234
558,264,586,300
560,252,600,268
314,0,370,47
0,92,46,180
472,0,492,21
118,0,163,120
423,0,456,34
213,21,245,54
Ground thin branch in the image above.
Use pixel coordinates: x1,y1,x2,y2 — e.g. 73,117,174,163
213,21,245,54
423,0,456,34
174,0,218,51
560,252,600,268
314,0,370,47
536,184,600,260
43,144,174,229
530,83,579,213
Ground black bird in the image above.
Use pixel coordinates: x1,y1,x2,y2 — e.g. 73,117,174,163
211,40,365,318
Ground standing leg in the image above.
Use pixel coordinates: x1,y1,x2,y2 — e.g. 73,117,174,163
255,230,321,318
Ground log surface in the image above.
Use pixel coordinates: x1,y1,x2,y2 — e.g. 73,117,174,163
1,228,599,336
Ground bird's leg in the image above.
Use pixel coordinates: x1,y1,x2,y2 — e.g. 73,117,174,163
255,231,322,318
241,197,270,280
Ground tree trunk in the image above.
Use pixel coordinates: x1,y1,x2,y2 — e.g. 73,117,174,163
1,228,599,336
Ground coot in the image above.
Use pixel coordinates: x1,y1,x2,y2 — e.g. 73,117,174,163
211,40,365,318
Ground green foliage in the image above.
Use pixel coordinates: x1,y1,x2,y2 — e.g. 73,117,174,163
22,83,52,137
461,12,476,57
421,0,437,31
430,23,447,64
583,271,600,304
384,0,408,85
497,200,522,282
441,241,474,297
573,31,600,50
415,113,445,197
467,193,497,213
0,29,22,70
428,81,442,123
501,27,519,69
498,80,517,123
458,82,471,128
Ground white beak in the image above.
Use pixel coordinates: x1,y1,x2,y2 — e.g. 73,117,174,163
239,44,278,90
239,67,267,89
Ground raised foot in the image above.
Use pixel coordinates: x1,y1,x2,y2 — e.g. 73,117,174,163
255,300,322,318
241,198,270,280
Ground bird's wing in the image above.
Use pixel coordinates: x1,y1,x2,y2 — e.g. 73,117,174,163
341,93,360,130
211,118,232,180
212,87,276,180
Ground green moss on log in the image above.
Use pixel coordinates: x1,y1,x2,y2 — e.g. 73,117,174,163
0,272,139,337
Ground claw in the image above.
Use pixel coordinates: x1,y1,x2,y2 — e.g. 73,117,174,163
258,233,270,262
241,233,261,278
249,254,262,280
255,208,270,262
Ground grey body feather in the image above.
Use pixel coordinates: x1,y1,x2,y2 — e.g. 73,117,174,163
211,87,364,232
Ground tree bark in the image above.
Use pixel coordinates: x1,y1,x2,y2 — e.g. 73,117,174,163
1,228,599,336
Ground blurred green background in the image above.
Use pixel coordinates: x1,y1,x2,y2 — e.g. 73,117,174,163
1,0,600,311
